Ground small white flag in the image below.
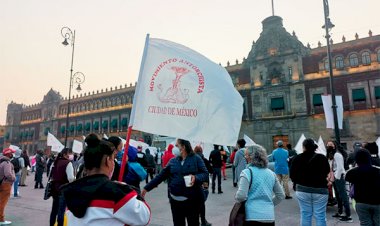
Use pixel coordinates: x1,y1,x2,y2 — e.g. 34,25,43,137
322,95,343,129
295,134,306,154
376,137,380,155
244,134,256,147
130,36,243,146
9,144,20,152
47,132,65,153
316,136,327,156
72,140,83,154
103,134,109,139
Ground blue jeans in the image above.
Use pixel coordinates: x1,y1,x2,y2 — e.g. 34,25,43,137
296,191,328,226
49,194,66,226
13,174,20,197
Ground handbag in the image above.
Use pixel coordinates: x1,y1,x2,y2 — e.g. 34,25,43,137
327,159,335,185
229,168,253,226
349,184,354,199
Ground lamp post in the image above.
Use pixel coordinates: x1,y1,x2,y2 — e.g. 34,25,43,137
61,27,85,147
322,0,340,144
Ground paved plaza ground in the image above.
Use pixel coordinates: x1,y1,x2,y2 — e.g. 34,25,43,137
5,170,359,226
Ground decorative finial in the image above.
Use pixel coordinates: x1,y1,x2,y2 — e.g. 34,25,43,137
330,39,333,45
318,41,322,47
227,61,230,66
342,35,346,42
292,31,296,37
243,57,246,62
236,59,239,64
369,30,373,37
355,33,359,40
307,43,311,49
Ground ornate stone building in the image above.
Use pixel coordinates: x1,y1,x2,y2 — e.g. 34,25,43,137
4,84,149,153
4,15,380,153
227,16,380,151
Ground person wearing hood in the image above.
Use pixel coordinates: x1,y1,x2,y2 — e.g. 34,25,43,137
34,150,46,189
12,148,24,198
162,144,175,168
364,142,380,167
61,134,150,226
49,147,75,226
124,146,147,193
346,148,380,226
0,148,16,225
142,139,209,226
145,149,156,183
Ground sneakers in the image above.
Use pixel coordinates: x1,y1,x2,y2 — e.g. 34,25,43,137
285,196,293,199
218,191,223,194
0,220,12,225
332,213,343,218
201,221,212,226
339,216,353,223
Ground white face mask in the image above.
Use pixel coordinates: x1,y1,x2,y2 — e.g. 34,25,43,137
172,147,181,157
68,154,74,161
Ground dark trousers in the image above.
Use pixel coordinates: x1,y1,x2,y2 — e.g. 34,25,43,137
334,178,351,217
200,189,209,224
145,168,155,183
244,221,275,226
356,203,380,226
49,194,66,226
170,198,201,226
212,167,222,192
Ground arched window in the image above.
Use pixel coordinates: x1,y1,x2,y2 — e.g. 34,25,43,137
361,51,371,65
349,54,359,67
335,56,344,69
377,49,380,62
324,59,329,71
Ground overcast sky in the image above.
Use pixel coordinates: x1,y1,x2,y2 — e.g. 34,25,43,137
1,0,379,124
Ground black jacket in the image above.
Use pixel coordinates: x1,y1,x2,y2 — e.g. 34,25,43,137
346,166,380,205
209,149,222,168
290,152,330,189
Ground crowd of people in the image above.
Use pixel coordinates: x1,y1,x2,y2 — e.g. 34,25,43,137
0,135,379,226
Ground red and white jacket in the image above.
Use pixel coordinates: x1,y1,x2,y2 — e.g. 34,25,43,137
62,174,150,226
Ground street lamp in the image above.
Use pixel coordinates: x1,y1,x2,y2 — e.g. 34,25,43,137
322,0,340,144
61,27,85,147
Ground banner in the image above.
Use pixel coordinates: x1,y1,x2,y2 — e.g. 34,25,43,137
47,132,65,153
130,38,243,146
321,95,343,129
294,134,306,154
244,134,256,147
9,144,20,151
72,140,83,154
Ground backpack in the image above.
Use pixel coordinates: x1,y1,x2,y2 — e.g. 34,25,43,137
11,157,21,174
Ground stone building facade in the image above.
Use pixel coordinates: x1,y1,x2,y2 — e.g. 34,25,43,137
4,84,149,154
227,16,380,151
4,15,380,153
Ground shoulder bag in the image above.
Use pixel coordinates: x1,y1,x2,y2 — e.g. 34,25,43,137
229,167,253,226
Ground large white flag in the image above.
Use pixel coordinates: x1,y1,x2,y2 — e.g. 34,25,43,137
321,95,343,129
72,140,83,154
295,134,306,154
47,132,65,153
244,134,256,147
131,37,243,146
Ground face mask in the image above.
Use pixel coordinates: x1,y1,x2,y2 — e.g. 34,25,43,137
326,146,334,151
172,147,181,157
68,154,74,161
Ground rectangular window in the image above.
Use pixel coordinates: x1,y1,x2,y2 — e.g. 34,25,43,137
352,88,366,102
313,94,323,106
288,67,293,77
375,86,380,99
271,97,285,110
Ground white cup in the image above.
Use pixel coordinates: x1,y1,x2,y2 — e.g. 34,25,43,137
184,175,192,187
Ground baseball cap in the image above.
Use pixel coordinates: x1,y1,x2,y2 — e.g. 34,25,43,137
3,148,16,155
277,140,283,147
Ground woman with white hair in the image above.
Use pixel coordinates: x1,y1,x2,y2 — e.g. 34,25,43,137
235,144,285,226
